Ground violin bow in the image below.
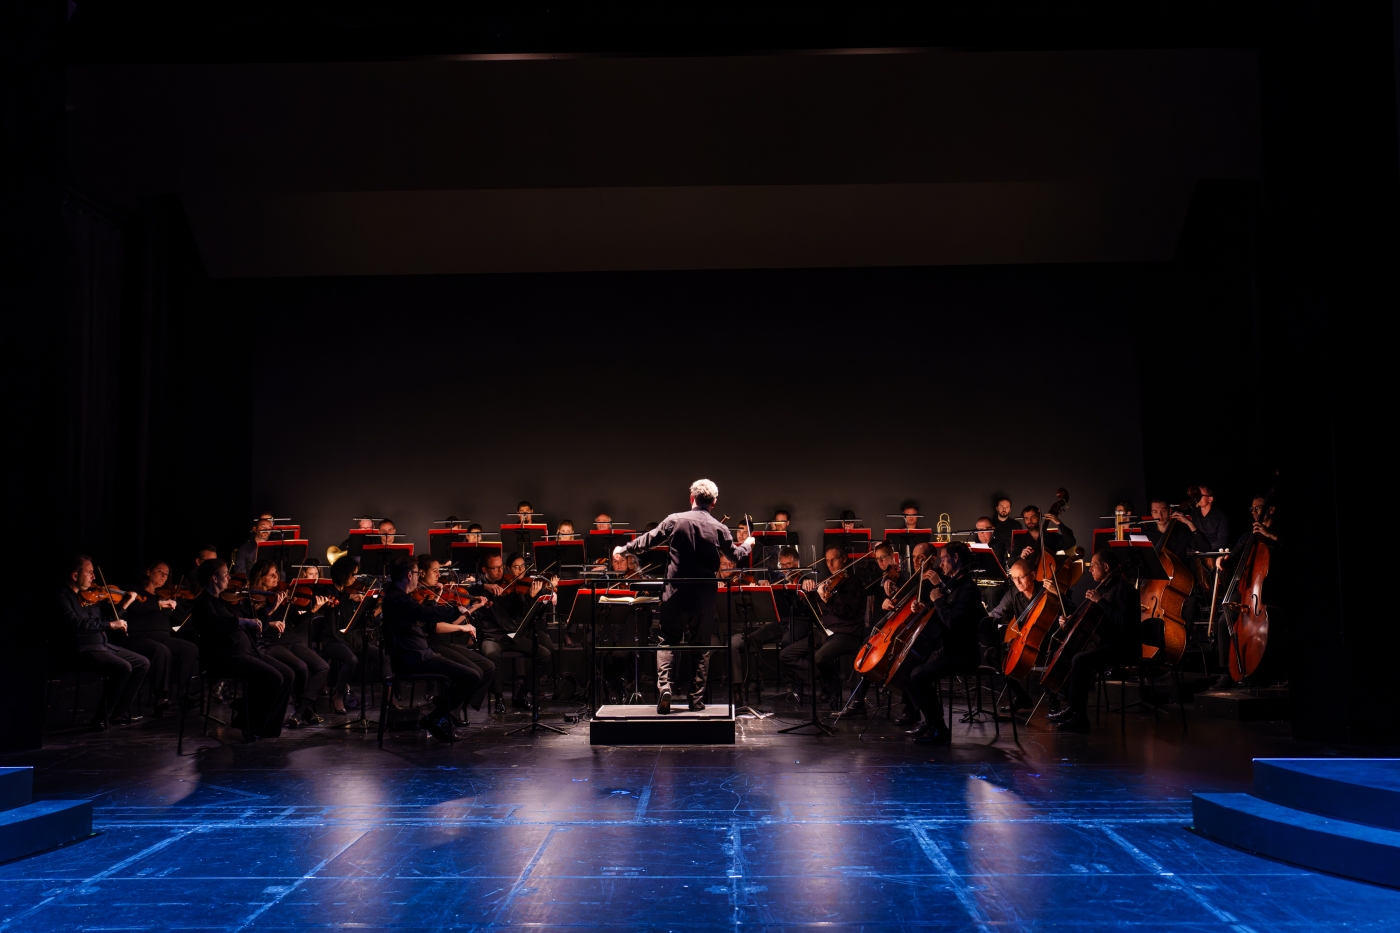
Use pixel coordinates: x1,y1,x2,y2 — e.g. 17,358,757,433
95,566,124,620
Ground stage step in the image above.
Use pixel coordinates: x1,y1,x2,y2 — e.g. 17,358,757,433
0,767,94,864
590,704,735,745
1253,759,1400,832
1192,792,1400,887
1195,687,1291,721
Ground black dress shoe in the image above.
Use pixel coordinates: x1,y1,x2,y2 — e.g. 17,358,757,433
88,715,108,732
426,715,455,742
299,704,324,725
1047,707,1076,723
688,696,705,712
111,713,143,725
657,690,672,715
284,716,301,729
839,702,868,719
915,726,952,745
1056,713,1091,734
152,697,170,718
907,722,930,736
894,712,920,727
1210,674,1237,691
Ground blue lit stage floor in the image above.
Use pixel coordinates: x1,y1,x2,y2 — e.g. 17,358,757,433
4,698,1398,931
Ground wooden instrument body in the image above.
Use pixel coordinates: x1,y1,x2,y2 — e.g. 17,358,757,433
881,603,937,688
854,598,919,682
1227,539,1271,681
1138,546,1191,665
1039,602,1104,694
1002,589,1063,679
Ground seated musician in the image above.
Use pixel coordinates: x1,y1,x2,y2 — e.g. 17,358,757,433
516,501,536,522
501,551,559,651
991,497,1022,568
556,519,579,540
779,547,865,711
415,555,495,721
316,556,376,714
1016,504,1075,565
233,517,274,574
244,561,329,728
1048,548,1141,733
730,545,802,707
464,523,484,544
380,554,485,742
378,518,399,545
971,515,1009,609
171,544,219,632
1209,495,1279,690
191,559,294,738
871,541,906,600
339,516,375,552
119,560,200,717
880,540,935,726
900,541,987,744
770,510,792,534
1144,497,1204,556
57,556,149,730
471,553,549,713
900,502,921,530
981,559,1038,715
838,509,859,531
593,513,612,532
1184,484,1230,553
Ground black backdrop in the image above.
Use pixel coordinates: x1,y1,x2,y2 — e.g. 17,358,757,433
233,264,1148,558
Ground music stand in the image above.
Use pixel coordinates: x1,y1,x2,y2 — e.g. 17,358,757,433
884,528,934,547
359,543,414,576
966,542,1008,583
256,539,308,580
586,530,637,562
779,585,836,736
270,524,301,541
721,585,779,718
568,585,640,710
504,596,569,736
449,542,502,576
428,529,468,563
501,523,548,558
345,528,379,559
823,528,872,558
533,540,586,575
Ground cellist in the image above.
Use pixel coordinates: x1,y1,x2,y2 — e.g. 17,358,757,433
1047,548,1140,734
981,559,1038,716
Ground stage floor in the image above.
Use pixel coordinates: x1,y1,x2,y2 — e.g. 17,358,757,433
3,695,1398,931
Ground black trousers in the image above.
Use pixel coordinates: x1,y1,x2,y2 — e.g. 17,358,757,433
264,643,330,706
433,643,494,710
215,651,295,738
1066,643,1138,714
394,652,483,719
730,618,788,687
320,639,358,697
977,617,1032,708
656,603,720,701
122,632,199,699
74,645,150,718
779,630,861,690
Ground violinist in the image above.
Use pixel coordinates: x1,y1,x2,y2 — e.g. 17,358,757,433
57,556,149,730
871,542,906,598
470,553,545,713
556,519,579,540
1048,548,1141,733
243,561,330,727
1016,505,1076,565
1209,495,1278,690
901,541,987,744
729,546,803,705
991,497,1022,567
118,560,200,716
779,546,865,711
233,517,274,574
190,559,294,738
980,559,1037,715
380,554,485,742
316,556,376,715
415,555,495,720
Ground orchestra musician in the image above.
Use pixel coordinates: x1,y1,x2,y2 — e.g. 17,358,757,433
1209,495,1279,690
233,517,274,574
415,555,496,721
380,554,485,742
338,516,375,552
556,520,579,540
883,540,937,725
1144,497,1206,559
1184,484,1230,553
191,559,295,738
378,518,399,545
901,541,988,744
1047,548,1141,733
118,560,200,716
243,561,330,727
981,559,1038,716
464,523,484,543
899,502,921,530
471,552,549,713
315,555,377,714
615,479,754,714
1016,504,1076,565
593,513,613,532
58,556,149,730
780,547,865,712
515,501,536,522
991,497,1022,567
729,545,803,706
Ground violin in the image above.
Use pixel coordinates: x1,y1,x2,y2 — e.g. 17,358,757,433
291,584,338,609
219,587,283,605
78,584,133,606
154,585,200,602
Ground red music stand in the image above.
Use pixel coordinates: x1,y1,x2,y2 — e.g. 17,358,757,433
360,542,414,576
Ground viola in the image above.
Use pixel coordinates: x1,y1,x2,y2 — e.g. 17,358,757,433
291,584,338,609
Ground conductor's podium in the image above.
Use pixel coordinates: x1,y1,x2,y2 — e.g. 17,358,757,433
590,704,736,746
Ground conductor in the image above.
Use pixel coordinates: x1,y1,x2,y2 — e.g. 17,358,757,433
615,478,755,714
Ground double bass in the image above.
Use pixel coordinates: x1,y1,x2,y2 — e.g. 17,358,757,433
1031,489,1084,589
1220,479,1279,682
1137,515,1191,666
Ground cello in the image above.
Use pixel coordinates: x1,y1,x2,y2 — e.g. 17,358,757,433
1040,563,1122,694
1220,480,1279,682
1002,585,1064,680
852,553,933,683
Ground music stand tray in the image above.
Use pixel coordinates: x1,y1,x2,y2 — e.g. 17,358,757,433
586,530,638,562
359,543,414,575
500,523,548,557
256,540,308,575
884,529,934,545
428,529,468,562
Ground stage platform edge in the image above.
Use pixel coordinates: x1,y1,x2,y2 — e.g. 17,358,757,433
590,704,736,745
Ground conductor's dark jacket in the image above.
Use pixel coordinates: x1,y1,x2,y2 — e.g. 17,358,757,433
621,507,755,617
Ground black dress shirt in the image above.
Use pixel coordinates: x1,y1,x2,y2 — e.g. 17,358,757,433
816,572,866,638
191,591,261,661
925,572,987,667
1142,522,1206,560
1191,508,1230,552
381,585,461,662
56,587,117,652
1016,521,1076,565
991,516,1024,566
232,539,259,575
124,594,174,636
621,507,754,616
